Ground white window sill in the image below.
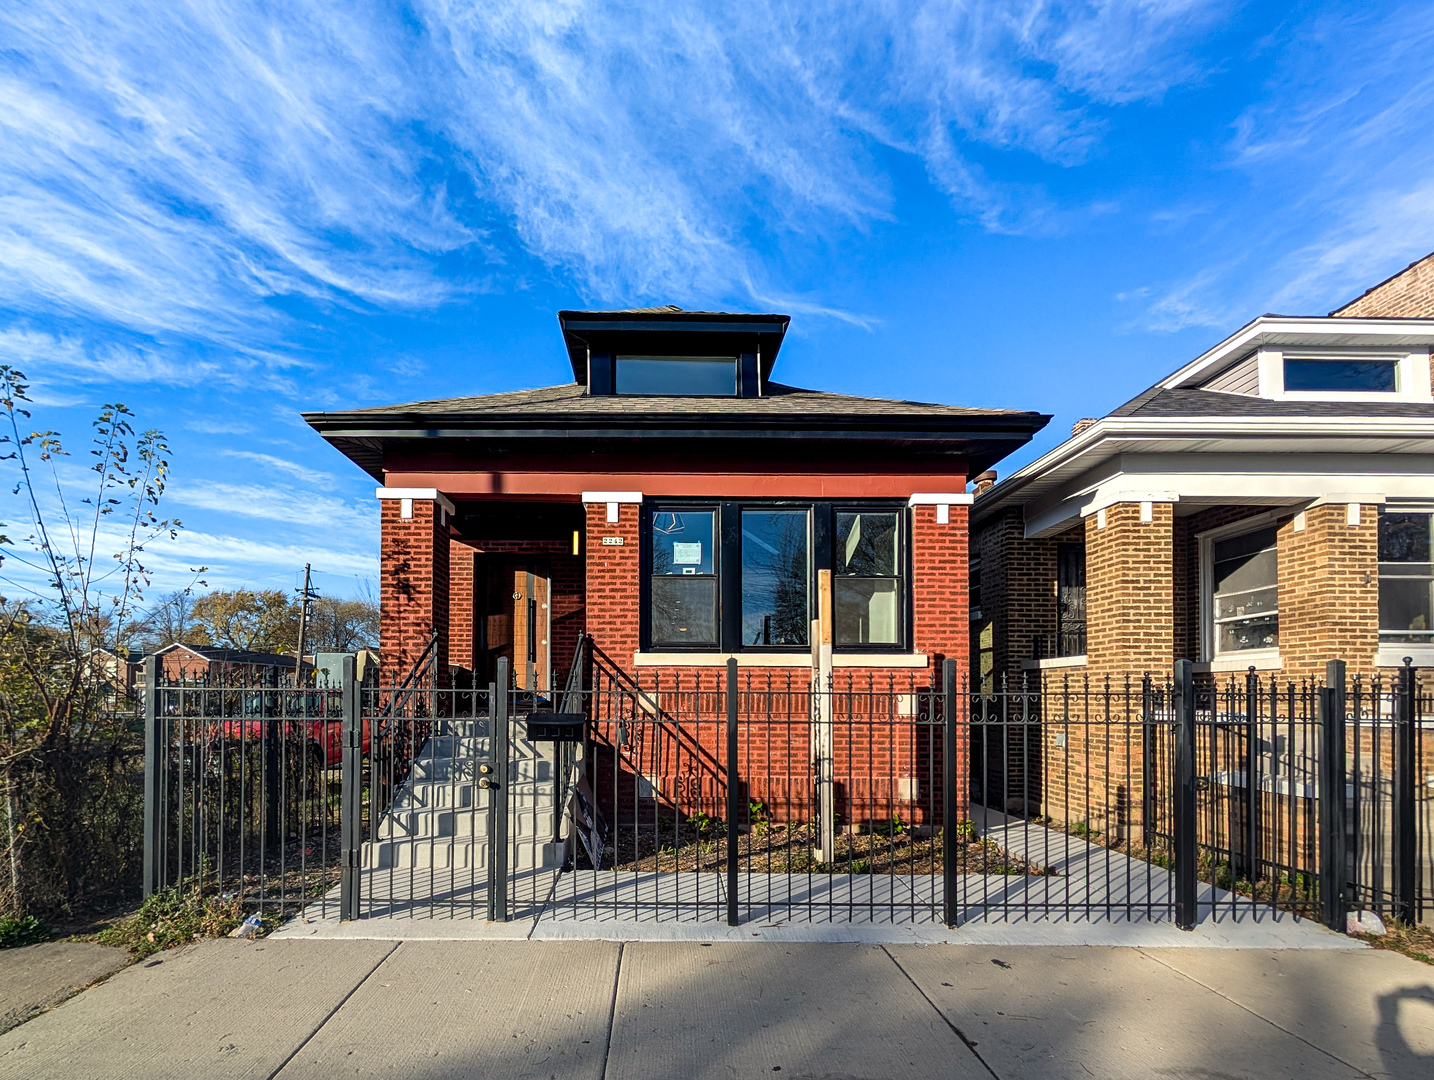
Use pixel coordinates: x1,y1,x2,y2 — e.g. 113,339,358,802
633,652,929,669
1376,648,1434,669
1196,651,1282,673
1020,655,1087,670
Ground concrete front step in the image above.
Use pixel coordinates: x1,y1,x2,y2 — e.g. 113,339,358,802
363,838,565,871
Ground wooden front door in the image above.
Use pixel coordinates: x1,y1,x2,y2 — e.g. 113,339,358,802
479,559,550,692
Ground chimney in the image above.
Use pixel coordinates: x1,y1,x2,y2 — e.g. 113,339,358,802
973,470,997,496
1071,418,1099,437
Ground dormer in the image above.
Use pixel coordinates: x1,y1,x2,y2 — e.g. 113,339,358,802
558,307,790,397
1159,316,1434,404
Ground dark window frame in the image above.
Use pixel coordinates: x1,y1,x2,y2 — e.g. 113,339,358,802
640,499,911,654
642,504,721,651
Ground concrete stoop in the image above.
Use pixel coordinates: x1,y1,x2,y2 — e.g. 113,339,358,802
363,717,564,872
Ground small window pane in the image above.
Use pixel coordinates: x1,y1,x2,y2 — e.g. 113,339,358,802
1379,513,1433,563
836,512,897,576
1283,358,1397,392
835,579,899,645
616,357,736,396
741,510,809,647
1213,529,1277,595
651,511,714,574
1379,511,1434,643
1217,614,1279,654
1211,527,1278,655
651,578,717,646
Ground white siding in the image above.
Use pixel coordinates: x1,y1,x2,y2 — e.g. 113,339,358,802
1202,352,1260,395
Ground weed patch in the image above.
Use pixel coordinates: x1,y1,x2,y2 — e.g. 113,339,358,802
96,887,278,959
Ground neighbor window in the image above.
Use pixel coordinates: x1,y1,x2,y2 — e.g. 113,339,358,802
649,510,718,647
1210,526,1279,655
615,356,737,396
834,511,901,646
1378,511,1433,648
1283,357,1398,393
644,503,907,652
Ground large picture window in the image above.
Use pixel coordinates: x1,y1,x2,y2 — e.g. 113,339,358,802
1209,526,1279,655
649,510,718,647
644,503,907,652
1378,510,1433,648
741,510,810,646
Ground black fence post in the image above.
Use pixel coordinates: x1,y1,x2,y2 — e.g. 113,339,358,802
1393,660,1417,925
489,658,511,922
142,655,162,898
1140,674,1153,850
726,658,739,928
1173,659,1197,931
263,671,280,849
1319,659,1348,931
942,658,959,928
339,655,360,921
1243,666,1260,883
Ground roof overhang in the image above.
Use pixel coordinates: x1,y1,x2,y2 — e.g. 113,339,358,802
304,408,1049,484
1160,315,1434,389
557,309,791,384
974,414,1434,534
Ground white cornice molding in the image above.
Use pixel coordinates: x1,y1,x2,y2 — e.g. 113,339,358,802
907,493,974,505
580,490,643,503
375,487,456,515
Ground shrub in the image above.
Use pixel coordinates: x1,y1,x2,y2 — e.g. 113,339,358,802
0,914,51,948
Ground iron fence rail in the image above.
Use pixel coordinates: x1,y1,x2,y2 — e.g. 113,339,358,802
144,650,1431,932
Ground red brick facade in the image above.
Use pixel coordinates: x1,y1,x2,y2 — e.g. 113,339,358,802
379,497,450,682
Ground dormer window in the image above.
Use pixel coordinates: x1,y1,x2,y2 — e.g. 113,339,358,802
1283,356,1398,393
615,356,738,396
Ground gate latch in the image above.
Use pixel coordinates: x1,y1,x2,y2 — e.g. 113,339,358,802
478,763,500,790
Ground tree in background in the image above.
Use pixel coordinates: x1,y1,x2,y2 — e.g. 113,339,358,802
189,588,298,653
306,594,379,653
127,589,204,654
0,367,184,918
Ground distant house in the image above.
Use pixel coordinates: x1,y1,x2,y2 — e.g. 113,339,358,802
971,252,1434,687
147,643,307,686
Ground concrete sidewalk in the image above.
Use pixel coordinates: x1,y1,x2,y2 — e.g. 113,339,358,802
0,938,1430,1079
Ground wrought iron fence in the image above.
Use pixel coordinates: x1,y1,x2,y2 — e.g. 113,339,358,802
143,647,1430,932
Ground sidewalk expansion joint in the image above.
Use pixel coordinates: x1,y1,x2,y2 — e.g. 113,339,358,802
599,941,625,1080
264,941,401,1080
1137,948,1379,1080
881,945,1002,1080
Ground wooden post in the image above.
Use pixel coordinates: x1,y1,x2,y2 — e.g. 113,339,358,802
815,569,835,864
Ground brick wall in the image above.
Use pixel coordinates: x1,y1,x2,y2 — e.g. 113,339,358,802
1084,502,1175,675
969,508,1060,677
582,499,971,830
1332,251,1434,318
1276,503,1380,678
448,538,477,674
379,497,450,682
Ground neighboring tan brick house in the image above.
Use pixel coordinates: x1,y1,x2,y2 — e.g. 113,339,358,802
972,254,1434,689
305,308,1046,827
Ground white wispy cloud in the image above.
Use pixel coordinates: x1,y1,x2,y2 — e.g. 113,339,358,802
166,478,376,534
0,0,1224,364
1132,1,1434,330
218,450,343,490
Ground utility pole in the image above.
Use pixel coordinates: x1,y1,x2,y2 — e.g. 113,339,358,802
294,563,318,686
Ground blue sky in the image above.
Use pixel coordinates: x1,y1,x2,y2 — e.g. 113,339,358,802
4,1,1434,606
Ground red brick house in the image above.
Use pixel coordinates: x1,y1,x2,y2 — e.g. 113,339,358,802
971,253,1434,689
305,308,1047,697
